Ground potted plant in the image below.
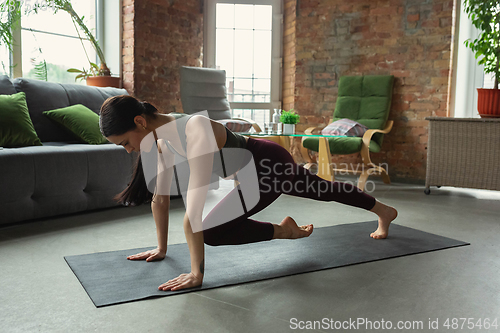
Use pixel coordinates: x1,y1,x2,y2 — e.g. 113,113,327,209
464,0,500,117
280,109,300,134
0,0,120,87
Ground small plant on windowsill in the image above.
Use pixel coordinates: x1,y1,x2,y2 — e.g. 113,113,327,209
67,62,100,81
280,109,300,134
463,0,500,118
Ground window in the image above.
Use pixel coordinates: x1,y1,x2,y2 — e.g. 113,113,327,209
483,72,495,89
4,1,97,83
205,0,282,128
216,3,272,103
0,44,9,76
231,109,269,127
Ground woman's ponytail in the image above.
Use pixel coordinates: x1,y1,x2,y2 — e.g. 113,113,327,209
114,154,154,206
142,101,158,115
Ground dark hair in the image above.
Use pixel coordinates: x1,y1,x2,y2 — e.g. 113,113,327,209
100,95,158,137
100,95,159,206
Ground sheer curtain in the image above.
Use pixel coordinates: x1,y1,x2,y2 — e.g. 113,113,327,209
450,1,483,118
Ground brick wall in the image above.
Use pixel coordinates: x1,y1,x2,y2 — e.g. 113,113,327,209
293,0,455,180
122,0,203,113
121,0,454,181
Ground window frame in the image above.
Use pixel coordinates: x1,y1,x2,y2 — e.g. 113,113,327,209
204,0,283,119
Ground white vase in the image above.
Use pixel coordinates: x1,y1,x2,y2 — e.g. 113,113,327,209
283,123,295,135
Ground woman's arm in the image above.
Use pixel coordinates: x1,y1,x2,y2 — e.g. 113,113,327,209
128,139,174,262
152,139,175,252
159,115,219,291
152,195,170,253
183,211,205,275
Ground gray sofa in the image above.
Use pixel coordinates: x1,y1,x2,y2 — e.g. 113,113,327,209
0,76,135,226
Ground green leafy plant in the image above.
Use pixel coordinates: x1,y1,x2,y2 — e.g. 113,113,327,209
280,109,300,124
0,1,21,51
32,59,48,81
463,0,500,89
0,0,111,80
67,62,100,81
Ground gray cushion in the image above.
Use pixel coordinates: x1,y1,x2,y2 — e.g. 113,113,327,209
64,84,128,114
180,66,232,120
13,78,128,142
0,143,135,225
0,75,16,95
13,78,75,142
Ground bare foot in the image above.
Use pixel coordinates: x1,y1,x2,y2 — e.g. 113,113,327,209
273,216,313,240
370,201,398,239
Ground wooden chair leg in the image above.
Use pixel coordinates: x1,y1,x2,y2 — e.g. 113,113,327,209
368,164,391,184
357,170,370,192
300,144,312,163
279,136,291,152
359,135,391,189
380,166,391,184
317,137,334,182
357,164,391,191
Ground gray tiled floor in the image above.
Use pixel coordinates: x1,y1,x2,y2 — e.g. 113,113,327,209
1,179,499,333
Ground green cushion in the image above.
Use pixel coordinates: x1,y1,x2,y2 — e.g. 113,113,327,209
302,75,393,155
333,75,394,147
302,136,381,155
0,92,43,147
43,104,108,144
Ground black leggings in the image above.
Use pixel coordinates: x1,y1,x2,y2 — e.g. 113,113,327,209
202,138,376,246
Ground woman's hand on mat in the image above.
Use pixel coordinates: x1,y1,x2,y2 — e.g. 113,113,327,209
127,248,166,262
158,272,203,291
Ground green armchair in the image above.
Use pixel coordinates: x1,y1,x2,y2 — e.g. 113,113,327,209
301,75,394,191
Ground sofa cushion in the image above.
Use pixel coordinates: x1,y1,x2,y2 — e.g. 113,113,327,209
64,84,128,114
0,142,135,225
302,136,381,155
43,104,109,144
0,92,43,147
0,75,16,95
13,78,128,142
13,78,76,142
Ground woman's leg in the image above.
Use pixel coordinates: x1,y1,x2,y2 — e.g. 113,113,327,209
202,185,279,246
203,138,396,246
261,141,397,239
203,138,312,246
246,138,397,239
279,156,377,209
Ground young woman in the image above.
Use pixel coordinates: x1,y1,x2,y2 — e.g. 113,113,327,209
100,95,398,292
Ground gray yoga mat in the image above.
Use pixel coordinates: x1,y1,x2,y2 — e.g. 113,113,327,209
65,221,469,308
